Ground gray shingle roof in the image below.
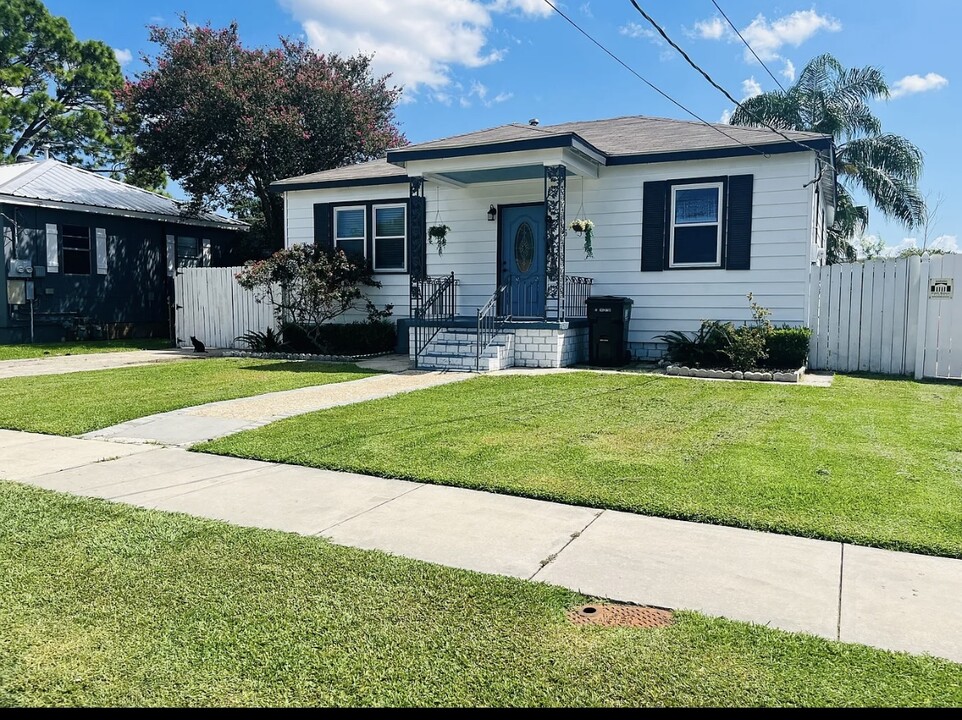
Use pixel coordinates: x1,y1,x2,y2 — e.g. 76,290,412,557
273,114,831,187
271,158,408,187
0,160,247,229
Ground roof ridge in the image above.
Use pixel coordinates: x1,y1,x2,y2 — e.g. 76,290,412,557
0,159,57,194
56,160,193,208
392,121,550,151
542,114,830,141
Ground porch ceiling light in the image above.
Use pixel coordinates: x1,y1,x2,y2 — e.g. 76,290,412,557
487,204,497,222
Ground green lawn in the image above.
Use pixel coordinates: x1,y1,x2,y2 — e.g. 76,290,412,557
1,482,958,707
0,339,171,361
0,359,377,436
200,372,962,558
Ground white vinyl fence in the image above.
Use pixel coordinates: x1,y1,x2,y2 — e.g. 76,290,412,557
808,254,962,379
175,266,275,349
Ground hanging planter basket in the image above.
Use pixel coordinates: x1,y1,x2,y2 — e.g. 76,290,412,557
428,224,451,255
569,218,595,258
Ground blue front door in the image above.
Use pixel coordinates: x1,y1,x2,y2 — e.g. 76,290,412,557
500,204,546,318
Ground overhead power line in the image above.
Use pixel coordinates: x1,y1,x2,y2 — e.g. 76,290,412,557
710,0,786,92
541,0,768,157
627,0,825,183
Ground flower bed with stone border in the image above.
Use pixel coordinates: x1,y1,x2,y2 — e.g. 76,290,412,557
665,365,804,383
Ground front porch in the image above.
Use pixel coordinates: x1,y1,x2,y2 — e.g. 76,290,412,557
402,155,598,371
408,271,594,371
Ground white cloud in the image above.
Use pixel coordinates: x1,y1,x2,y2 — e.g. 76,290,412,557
113,48,133,65
890,72,949,99
719,108,732,124
470,80,488,103
781,59,796,82
620,21,673,61
693,10,840,68
740,10,841,62
579,2,593,18
741,76,762,100
280,0,550,94
619,22,656,40
932,234,959,252
693,17,726,40
492,91,513,104
879,235,958,256
488,0,552,17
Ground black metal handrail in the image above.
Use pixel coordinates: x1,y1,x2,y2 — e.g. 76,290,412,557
477,284,508,371
411,272,456,369
563,275,593,319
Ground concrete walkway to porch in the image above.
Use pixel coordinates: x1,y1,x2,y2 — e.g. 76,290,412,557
81,359,469,447
3,427,961,665
0,348,196,379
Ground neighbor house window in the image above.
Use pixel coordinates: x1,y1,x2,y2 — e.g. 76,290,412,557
61,225,91,275
176,236,200,268
334,206,366,260
372,204,406,272
669,182,723,268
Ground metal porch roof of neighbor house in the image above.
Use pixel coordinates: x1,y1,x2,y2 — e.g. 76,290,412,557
271,114,833,191
0,159,248,230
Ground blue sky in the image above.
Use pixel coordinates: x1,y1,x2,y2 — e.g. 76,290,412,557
47,0,958,254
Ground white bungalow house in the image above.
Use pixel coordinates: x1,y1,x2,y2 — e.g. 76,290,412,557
271,115,835,370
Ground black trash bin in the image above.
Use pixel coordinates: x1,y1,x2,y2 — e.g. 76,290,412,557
587,296,633,367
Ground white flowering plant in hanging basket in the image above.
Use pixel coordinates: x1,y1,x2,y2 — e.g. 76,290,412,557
569,218,595,258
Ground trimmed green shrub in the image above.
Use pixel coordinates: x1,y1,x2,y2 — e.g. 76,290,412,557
284,320,397,356
763,326,812,369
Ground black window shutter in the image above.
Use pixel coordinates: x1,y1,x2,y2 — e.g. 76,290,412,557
407,195,426,278
313,203,333,251
726,175,753,270
641,181,668,271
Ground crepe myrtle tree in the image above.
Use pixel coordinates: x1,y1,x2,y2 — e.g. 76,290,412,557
236,244,393,350
121,18,406,249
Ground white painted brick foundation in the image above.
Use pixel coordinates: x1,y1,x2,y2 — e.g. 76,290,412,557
410,325,589,371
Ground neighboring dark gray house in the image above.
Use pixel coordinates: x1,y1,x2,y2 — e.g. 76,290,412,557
0,158,247,343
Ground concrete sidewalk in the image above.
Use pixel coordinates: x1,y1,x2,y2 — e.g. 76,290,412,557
81,369,471,446
2,428,960,664
0,348,195,379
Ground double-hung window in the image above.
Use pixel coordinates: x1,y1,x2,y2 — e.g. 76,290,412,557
669,182,723,268
176,236,201,268
334,206,366,261
62,225,91,275
372,204,406,272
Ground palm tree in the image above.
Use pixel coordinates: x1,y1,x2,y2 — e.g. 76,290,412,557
731,54,926,263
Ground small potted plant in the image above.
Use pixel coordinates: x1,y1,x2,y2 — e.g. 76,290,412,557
428,224,451,254
569,218,595,258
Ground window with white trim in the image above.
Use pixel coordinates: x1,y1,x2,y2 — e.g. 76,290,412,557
176,236,200,268
334,206,366,260
62,225,91,275
669,182,723,268
372,204,406,272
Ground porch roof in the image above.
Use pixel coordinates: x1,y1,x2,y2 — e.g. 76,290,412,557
271,114,832,192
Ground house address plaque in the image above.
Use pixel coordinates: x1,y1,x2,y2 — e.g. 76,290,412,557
929,278,954,299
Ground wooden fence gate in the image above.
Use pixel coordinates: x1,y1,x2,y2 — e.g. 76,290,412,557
174,266,275,349
808,254,962,379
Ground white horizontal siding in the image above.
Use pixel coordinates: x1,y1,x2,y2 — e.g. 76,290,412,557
282,151,817,340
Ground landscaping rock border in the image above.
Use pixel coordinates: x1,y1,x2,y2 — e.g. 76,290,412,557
222,349,396,363
665,365,805,383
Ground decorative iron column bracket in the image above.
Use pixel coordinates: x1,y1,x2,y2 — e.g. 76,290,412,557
544,165,567,320
408,177,427,317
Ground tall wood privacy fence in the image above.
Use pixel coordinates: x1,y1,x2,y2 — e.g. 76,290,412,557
174,266,275,349
808,254,961,379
